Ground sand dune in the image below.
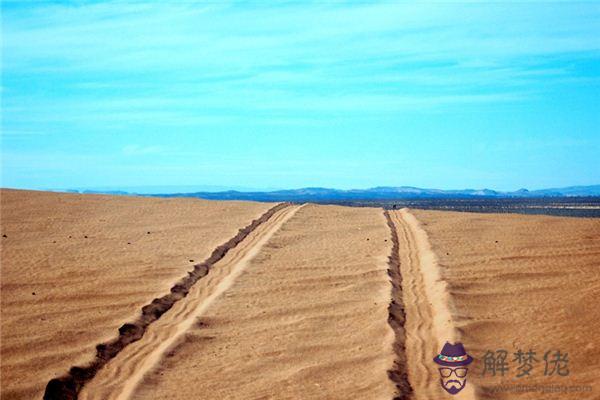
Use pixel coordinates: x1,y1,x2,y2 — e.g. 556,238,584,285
0,189,272,399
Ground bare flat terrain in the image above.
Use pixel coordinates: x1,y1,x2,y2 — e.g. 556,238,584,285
0,189,272,399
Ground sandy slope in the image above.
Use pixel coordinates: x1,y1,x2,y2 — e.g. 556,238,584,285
124,204,397,400
0,189,272,399
412,210,600,399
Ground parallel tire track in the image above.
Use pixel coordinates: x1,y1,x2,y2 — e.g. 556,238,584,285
387,209,477,400
79,204,303,400
43,202,294,400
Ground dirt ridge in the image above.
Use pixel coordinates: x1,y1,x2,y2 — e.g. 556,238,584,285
384,210,413,400
43,202,290,400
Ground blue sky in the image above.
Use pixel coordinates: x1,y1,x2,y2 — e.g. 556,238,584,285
1,1,599,192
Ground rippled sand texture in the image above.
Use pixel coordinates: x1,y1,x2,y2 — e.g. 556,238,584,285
3,189,598,400
412,210,600,399
0,189,272,399
126,204,397,400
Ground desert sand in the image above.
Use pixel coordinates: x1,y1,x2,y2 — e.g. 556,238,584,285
0,189,272,399
412,209,600,399
83,204,398,400
386,209,476,400
1,190,599,400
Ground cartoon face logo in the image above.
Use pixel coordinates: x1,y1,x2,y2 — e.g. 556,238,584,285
433,342,473,395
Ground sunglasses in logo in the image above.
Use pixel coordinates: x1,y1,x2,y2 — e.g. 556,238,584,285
439,368,468,378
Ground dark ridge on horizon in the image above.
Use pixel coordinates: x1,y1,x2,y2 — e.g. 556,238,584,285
55,184,600,200
2,185,599,218
62,185,600,218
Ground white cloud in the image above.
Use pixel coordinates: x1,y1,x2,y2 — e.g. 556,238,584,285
2,1,599,129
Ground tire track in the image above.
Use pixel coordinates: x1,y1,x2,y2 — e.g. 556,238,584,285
384,210,413,400
387,209,477,400
43,202,293,400
79,204,303,400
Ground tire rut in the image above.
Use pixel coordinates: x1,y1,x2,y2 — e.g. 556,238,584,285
79,204,303,400
387,209,477,400
384,210,413,400
43,202,292,400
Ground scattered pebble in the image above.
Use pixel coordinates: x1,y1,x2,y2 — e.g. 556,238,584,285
2,234,7,238
189,259,194,262
32,292,36,296
68,235,72,238
84,235,88,239
127,242,131,245
147,231,151,234
366,238,370,241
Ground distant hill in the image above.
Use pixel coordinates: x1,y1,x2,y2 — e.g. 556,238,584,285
139,184,600,202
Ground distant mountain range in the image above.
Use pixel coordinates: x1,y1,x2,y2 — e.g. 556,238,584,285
63,184,275,195
110,184,600,202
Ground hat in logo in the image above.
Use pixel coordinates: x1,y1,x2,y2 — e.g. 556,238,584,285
433,342,473,367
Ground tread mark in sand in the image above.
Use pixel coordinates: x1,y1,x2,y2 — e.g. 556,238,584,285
43,202,292,400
